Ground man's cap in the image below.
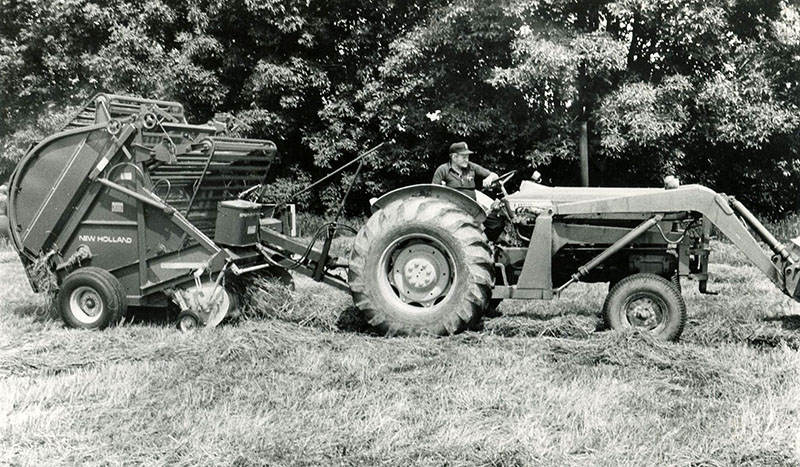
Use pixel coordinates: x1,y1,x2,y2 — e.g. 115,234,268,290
449,141,474,156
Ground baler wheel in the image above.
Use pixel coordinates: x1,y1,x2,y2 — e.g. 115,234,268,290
603,273,686,341
348,198,493,336
176,310,201,332
57,267,126,330
181,283,237,329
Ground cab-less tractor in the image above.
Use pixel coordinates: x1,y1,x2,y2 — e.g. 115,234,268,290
7,95,800,340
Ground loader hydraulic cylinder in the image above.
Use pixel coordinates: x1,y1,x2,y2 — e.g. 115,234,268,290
557,215,663,293
728,197,790,261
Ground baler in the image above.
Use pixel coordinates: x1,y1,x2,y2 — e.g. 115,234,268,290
6,94,350,330
6,94,800,341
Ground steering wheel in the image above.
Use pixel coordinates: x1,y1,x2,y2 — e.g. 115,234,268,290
490,170,517,188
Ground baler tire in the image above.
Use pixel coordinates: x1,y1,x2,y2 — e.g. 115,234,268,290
57,267,125,330
176,310,201,332
111,280,129,318
603,273,686,341
348,198,493,336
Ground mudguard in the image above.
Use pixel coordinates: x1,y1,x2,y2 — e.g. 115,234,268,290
370,184,487,223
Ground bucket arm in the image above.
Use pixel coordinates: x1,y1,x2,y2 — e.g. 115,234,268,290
553,185,798,298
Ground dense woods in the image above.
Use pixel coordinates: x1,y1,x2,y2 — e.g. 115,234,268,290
1,0,798,215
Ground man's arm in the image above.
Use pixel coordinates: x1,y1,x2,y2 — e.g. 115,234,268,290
470,162,499,188
432,164,447,185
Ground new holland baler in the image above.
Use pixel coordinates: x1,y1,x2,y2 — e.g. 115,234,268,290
6,94,350,330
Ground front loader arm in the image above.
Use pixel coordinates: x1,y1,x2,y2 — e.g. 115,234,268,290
554,185,794,296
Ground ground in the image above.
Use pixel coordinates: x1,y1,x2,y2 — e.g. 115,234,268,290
1,240,799,467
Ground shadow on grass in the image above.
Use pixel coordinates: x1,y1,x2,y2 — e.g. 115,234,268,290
763,315,800,331
483,312,603,338
333,306,374,334
124,306,174,326
8,300,178,328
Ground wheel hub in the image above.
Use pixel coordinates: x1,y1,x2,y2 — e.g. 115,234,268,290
69,286,104,324
81,296,98,314
626,297,662,329
182,283,233,328
404,258,437,289
390,242,452,306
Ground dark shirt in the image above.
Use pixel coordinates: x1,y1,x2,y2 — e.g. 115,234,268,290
432,161,491,200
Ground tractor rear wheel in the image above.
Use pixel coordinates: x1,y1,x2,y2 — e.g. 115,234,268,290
348,198,493,336
57,267,126,329
603,273,686,341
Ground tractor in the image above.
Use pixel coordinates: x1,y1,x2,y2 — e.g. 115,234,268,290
349,173,800,340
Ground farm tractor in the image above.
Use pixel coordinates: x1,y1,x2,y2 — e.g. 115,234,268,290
6,94,800,340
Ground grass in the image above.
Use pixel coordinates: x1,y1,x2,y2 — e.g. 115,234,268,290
1,232,800,466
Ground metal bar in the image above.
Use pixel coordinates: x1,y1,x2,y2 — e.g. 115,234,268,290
492,286,552,300
728,197,790,261
255,241,349,291
333,158,364,223
136,174,148,297
52,183,103,252
556,215,663,294
313,158,366,281
286,142,387,201
553,185,783,287
294,263,350,292
260,228,325,263
97,178,173,213
184,140,216,216
230,262,275,276
80,220,139,226
88,124,137,180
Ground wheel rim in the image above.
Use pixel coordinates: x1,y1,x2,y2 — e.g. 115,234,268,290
179,314,198,331
622,292,668,333
379,234,456,310
69,286,104,325
183,283,234,328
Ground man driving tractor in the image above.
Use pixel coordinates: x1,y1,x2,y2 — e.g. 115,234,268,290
432,141,505,242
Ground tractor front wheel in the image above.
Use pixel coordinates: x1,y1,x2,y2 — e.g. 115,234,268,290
603,273,686,341
348,198,493,336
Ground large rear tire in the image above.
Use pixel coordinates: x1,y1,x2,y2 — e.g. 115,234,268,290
348,198,493,336
603,273,686,341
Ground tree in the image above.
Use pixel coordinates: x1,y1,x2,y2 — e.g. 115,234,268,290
1,0,798,215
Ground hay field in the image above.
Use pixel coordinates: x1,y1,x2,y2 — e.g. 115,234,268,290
1,238,799,466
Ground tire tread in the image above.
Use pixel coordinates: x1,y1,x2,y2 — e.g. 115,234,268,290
349,199,493,336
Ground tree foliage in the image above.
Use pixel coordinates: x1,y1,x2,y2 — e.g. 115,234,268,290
1,0,798,214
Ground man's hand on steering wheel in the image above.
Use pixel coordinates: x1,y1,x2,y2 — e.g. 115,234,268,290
484,170,517,189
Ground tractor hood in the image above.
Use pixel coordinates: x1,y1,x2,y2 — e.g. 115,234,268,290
506,180,666,210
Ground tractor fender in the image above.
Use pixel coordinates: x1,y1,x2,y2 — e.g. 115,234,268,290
370,184,487,223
